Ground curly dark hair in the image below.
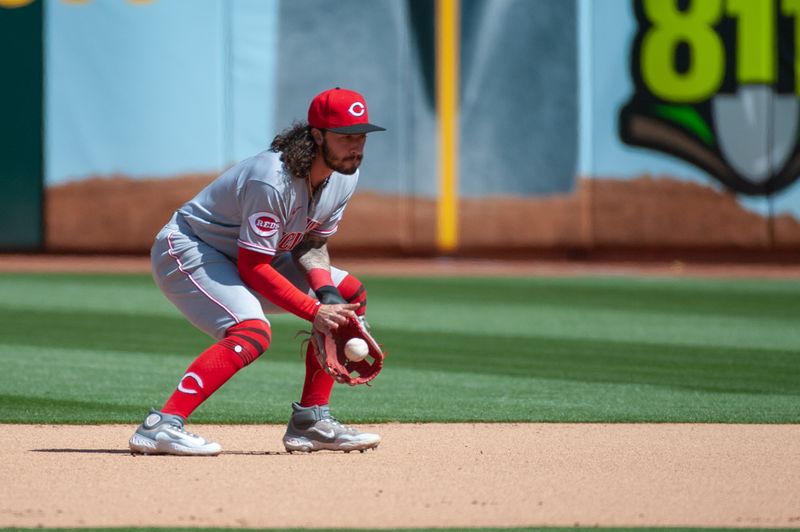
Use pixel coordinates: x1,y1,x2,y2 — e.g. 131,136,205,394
269,121,318,179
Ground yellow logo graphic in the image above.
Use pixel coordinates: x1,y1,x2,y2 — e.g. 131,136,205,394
620,0,800,196
0,0,35,8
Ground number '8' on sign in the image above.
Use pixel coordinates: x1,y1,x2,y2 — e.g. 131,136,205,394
640,0,800,102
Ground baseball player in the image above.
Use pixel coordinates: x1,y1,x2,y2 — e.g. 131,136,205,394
129,88,385,456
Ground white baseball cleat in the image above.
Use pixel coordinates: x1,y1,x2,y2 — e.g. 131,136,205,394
282,402,381,453
129,409,222,456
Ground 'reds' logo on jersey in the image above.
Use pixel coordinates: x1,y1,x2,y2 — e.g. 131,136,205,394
248,212,280,237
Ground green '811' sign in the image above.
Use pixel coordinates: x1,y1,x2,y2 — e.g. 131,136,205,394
620,0,800,195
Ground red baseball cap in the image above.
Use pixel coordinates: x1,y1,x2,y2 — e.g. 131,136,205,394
308,87,386,134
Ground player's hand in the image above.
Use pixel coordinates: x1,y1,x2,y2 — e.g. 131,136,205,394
313,303,359,334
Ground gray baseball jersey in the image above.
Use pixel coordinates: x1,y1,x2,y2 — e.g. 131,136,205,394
178,149,358,260
151,149,356,339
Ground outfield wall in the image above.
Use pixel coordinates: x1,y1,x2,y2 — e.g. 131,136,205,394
2,0,800,255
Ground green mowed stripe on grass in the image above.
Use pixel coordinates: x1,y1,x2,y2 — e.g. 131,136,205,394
1,343,797,424
0,273,797,424
3,304,797,394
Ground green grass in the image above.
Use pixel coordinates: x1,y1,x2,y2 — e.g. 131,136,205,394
0,273,798,424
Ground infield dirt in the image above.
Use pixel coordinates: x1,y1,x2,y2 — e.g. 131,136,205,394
2,423,800,528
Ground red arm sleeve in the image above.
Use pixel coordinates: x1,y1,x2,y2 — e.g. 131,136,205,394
237,247,320,322
307,268,335,291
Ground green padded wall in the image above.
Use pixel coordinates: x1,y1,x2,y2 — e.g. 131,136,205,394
0,0,43,250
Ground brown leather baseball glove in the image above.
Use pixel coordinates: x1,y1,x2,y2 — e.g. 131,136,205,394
311,316,385,386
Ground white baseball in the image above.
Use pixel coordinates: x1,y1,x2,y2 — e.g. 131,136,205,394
344,337,369,362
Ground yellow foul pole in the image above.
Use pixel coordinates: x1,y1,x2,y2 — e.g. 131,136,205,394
436,0,459,253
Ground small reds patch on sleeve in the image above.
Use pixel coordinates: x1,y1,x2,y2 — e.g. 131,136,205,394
248,212,281,237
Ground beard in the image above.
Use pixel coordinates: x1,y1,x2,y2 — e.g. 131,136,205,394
321,139,362,175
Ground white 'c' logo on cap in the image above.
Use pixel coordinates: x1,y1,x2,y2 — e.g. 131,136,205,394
348,102,366,117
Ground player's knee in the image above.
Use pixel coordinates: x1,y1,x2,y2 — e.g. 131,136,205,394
337,274,367,316
223,319,271,366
